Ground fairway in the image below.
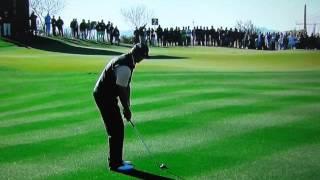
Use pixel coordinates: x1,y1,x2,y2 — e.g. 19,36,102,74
1,39,320,179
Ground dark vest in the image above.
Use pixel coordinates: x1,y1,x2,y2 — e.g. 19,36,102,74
94,53,135,98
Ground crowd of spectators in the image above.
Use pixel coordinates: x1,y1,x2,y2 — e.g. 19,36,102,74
44,13,120,45
135,25,320,50
1,10,319,50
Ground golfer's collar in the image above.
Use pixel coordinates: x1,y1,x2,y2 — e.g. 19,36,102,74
131,54,137,65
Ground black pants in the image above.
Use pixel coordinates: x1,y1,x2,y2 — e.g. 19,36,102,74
93,93,124,168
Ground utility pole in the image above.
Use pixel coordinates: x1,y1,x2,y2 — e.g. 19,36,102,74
296,3,320,35
304,4,307,32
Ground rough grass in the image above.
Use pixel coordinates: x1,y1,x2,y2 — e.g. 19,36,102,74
1,39,320,179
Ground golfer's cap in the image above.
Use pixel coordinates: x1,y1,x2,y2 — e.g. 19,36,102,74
131,43,148,58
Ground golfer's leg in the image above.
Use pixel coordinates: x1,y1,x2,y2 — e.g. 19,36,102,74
106,105,124,168
94,95,124,168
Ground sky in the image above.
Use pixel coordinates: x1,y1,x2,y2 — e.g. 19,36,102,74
60,0,320,32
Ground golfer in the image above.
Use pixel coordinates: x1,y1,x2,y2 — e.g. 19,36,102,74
93,43,148,172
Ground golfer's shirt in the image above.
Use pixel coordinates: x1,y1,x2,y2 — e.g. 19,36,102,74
115,66,131,88
93,53,135,97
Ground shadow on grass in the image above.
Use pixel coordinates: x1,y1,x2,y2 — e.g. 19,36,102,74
114,168,174,180
148,55,187,60
58,37,133,48
3,36,187,59
26,36,123,56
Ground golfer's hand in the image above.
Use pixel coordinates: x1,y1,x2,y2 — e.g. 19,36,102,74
123,108,132,121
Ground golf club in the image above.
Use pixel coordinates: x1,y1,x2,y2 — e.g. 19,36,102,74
129,120,184,180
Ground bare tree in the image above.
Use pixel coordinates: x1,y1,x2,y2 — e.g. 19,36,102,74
236,20,259,33
30,0,66,28
121,5,154,29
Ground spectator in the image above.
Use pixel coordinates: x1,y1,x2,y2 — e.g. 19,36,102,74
205,27,210,46
97,20,105,42
74,19,79,38
234,28,239,48
156,25,163,46
146,27,151,45
192,27,196,46
181,27,187,46
151,28,156,46
57,16,64,36
316,34,320,50
283,32,289,49
70,19,75,38
106,21,111,42
288,32,296,49
278,33,284,50
257,32,263,50
3,11,12,37
87,20,93,40
95,21,101,41
133,27,139,44
80,19,87,40
30,11,38,36
270,32,276,50
138,24,147,45
164,27,169,46
109,22,113,44
113,26,120,46
45,13,51,36
186,26,192,46
309,33,317,50
101,20,106,42
51,16,57,36
209,26,215,46
0,14,2,37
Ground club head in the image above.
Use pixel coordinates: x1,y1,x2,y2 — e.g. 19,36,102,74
160,163,168,170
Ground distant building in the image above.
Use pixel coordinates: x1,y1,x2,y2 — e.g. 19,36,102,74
0,0,30,37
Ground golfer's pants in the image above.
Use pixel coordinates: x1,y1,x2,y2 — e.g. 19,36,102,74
94,94,124,167
3,23,11,37
46,24,51,34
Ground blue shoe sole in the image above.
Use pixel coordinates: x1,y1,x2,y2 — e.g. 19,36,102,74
113,164,134,173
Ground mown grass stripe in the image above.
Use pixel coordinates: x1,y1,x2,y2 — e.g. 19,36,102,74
0,89,89,114
126,102,320,156
159,117,320,178
0,98,91,119
1,81,318,148
2,87,318,147
0,89,246,135
0,105,95,128
0,81,90,102
197,143,320,179
1,103,318,180
130,93,320,140
1,78,304,124
0,108,96,136
1,89,318,153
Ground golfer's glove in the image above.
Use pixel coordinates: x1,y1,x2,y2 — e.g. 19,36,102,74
123,108,132,121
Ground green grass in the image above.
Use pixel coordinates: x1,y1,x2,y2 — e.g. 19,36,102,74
1,38,320,179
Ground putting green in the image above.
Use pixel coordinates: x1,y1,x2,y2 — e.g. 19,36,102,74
1,39,320,179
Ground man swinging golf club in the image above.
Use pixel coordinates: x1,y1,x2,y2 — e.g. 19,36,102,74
93,43,148,172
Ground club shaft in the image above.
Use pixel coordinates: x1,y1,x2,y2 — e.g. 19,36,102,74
130,121,153,155
129,121,185,180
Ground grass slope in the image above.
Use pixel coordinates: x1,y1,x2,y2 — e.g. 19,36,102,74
1,39,320,179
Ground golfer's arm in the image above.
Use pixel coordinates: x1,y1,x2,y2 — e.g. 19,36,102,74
127,85,131,106
118,85,130,111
